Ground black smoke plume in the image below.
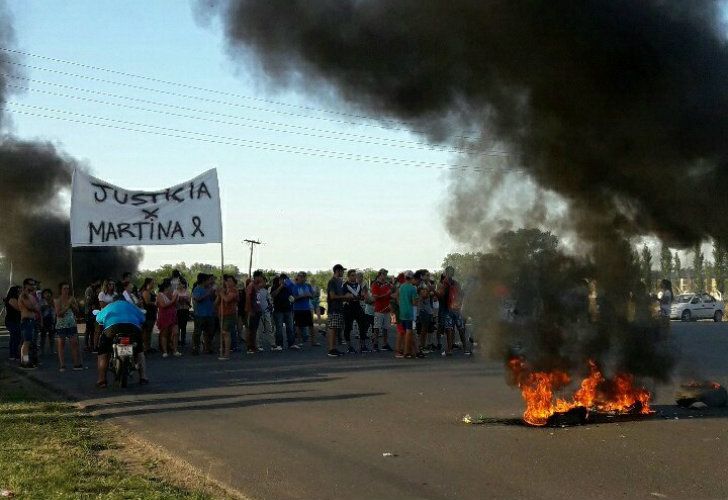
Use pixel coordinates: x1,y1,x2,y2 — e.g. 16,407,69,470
203,0,728,246
203,1,728,381
0,8,141,290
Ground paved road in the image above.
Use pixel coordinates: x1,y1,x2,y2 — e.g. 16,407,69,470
4,322,728,499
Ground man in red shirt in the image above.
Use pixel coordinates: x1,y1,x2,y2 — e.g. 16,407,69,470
370,269,394,352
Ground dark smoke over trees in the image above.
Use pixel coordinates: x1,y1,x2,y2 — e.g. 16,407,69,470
0,7,141,289
202,0,728,247
201,0,728,380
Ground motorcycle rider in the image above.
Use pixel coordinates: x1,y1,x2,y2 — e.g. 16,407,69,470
95,283,148,388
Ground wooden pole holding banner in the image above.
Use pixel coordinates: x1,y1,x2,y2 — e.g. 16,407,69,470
218,172,225,359
219,241,224,358
69,247,75,297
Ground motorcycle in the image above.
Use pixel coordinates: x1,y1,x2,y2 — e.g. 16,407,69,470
109,332,138,388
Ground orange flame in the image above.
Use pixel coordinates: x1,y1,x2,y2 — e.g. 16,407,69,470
509,357,651,426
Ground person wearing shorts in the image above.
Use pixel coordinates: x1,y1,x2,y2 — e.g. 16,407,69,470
18,278,39,369
94,286,147,388
292,272,318,347
398,271,419,359
371,269,394,352
326,264,348,357
54,282,83,371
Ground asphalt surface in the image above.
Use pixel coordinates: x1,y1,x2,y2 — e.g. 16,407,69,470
3,321,728,500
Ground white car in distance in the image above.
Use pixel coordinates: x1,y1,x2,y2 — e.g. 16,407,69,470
670,293,724,322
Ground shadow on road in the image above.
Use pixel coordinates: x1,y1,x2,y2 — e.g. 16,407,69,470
97,391,386,419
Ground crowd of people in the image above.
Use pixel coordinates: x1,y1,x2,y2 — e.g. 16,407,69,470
2,264,473,380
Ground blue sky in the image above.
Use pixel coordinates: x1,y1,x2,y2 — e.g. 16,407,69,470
4,0,469,273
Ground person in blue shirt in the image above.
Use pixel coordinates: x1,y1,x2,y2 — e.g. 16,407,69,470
291,272,319,347
95,284,147,388
192,273,216,354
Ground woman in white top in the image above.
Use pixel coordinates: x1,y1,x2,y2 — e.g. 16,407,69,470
98,279,116,309
122,281,140,307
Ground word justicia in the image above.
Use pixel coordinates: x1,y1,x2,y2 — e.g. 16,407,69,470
90,181,213,206
87,217,206,243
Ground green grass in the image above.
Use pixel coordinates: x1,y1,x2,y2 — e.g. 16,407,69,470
0,370,213,499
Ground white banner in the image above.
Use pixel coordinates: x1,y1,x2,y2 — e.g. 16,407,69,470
70,169,222,247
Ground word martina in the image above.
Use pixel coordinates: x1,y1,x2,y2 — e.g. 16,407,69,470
90,180,213,206
88,216,206,243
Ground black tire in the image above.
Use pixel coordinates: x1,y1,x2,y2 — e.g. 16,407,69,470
120,359,129,388
681,310,691,322
714,311,723,323
112,357,124,387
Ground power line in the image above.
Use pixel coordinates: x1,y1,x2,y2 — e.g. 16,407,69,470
0,46,413,127
8,104,521,174
8,100,492,169
4,78,505,157
1,58,441,135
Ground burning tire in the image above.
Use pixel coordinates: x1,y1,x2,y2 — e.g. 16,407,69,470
714,311,723,322
681,310,692,322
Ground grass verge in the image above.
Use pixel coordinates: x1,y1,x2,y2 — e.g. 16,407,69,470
0,366,231,499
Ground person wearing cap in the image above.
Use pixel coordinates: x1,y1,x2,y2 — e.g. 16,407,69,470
370,269,394,351
398,271,419,358
326,264,351,357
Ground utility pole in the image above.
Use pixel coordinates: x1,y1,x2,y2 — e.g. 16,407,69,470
243,239,262,278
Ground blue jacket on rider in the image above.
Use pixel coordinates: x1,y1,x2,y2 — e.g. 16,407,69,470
95,299,145,329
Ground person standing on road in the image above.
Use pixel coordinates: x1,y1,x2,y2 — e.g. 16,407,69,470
245,271,267,354
39,288,56,355
326,264,351,357
342,269,367,354
398,271,420,359
416,270,434,354
83,278,101,352
217,275,239,360
54,282,83,371
292,271,318,347
18,278,39,369
271,274,297,351
156,279,180,358
370,269,393,352
357,271,374,353
257,276,276,351
4,285,22,362
192,274,216,355
176,279,191,348
438,266,470,357
658,279,673,321
140,278,157,353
